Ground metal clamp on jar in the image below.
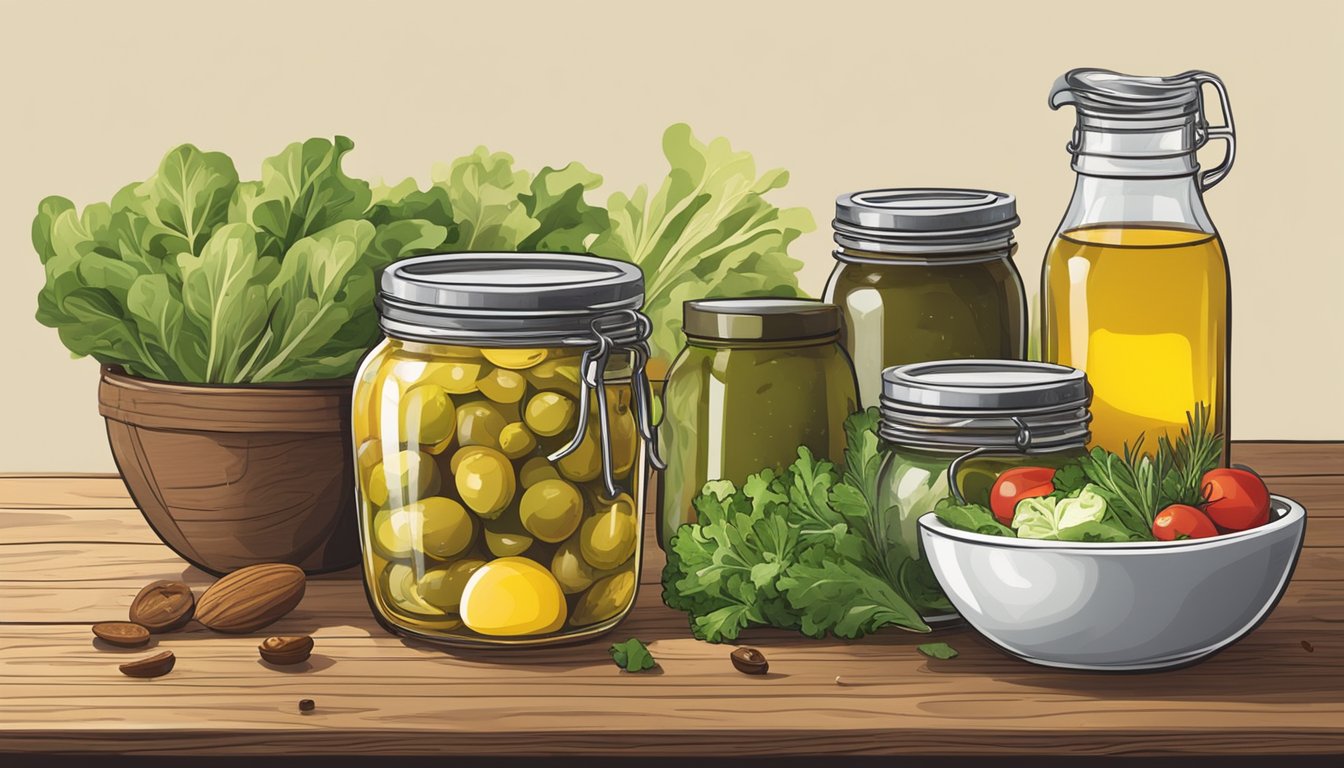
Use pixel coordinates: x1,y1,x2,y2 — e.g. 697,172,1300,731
876,360,1093,624
355,252,661,647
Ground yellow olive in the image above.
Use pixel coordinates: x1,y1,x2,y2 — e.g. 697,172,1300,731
483,513,535,557
519,456,561,487
373,497,475,560
391,358,484,393
416,558,487,612
460,556,567,636
450,444,491,474
523,392,576,438
482,348,548,370
366,450,441,508
498,422,537,460
453,446,516,518
400,384,456,450
456,401,509,450
518,478,584,543
557,425,601,483
607,389,638,478
356,438,383,478
580,494,638,569
571,570,636,626
523,358,583,397
383,563,444,616
478,367,527,404
550,536,600,594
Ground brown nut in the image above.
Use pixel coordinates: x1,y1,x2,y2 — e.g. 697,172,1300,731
299,698,316,712
730,647,769,675
129,580,195,633
196,564,306,634
259,635,314,665
118,650,175,678
92,622,151,648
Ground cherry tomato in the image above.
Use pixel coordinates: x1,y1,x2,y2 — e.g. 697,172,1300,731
1152,504,1219,541
990,467,1056,525
1202,468,1271,531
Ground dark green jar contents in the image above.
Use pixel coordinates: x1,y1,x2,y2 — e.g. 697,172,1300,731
657,299,859,547
824,189,1028,407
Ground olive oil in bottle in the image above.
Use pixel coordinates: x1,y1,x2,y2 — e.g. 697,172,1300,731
1043,225,1228,452
1043,69,1237,460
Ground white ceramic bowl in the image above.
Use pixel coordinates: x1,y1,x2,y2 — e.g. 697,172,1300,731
918,495,1306,671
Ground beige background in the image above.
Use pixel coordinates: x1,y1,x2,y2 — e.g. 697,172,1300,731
1,0,1340,471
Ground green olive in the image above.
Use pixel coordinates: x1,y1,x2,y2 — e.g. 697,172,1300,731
518,478,584,543
580,493,638,569
478,368,527,404
454,446,516,518
382,563,444,617
416,558,487,612
366,450,441,508
457,401,509,450
523,392,576,438
392,358,483,393
498,422,537,460
523,358,583,397
557,425,601,483
607,389,638,478
373,497,475,560
482,348,548,370
519,456,561,487
550,536,600,594
484,516,535,557
571,570,636,626
400,384,457,451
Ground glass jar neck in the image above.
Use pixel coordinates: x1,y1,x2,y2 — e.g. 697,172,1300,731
1058,173,1215,235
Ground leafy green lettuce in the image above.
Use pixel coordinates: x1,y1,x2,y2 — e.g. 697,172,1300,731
34,126,809,382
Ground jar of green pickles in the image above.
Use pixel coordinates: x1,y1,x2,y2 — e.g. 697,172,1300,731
825,189,1028,407
876,360,1092,624
354,253,662,647
657,299,859,546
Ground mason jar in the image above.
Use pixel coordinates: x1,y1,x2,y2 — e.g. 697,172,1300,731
824,189,1028,408
353,253,662,647
876,360,1092,624
657,298,859,546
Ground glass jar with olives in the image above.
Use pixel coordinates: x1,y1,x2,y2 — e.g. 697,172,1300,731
354,253,662,647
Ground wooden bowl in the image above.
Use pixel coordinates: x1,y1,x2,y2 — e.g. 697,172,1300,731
97,366,359,575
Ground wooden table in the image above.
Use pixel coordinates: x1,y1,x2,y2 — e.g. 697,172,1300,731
2,442,1341,764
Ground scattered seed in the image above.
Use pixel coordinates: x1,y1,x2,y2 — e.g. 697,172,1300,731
299,698,316,713
835,675,846,686
92,621,151,648
118,650,176,678
730,647,769,675
1301,640,1315,653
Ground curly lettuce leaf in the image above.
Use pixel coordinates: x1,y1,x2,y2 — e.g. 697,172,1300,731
590,123,813,362
176,223,277,382
933,499,1014,537
778,548,928,639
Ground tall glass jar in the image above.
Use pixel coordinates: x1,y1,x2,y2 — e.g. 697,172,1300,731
876,360,1092,624
353,253,662,647
657,299,858,547
824,189,1028,408
1043,69,1235,460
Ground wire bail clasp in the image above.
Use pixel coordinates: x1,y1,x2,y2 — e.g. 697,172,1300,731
548,309,665,499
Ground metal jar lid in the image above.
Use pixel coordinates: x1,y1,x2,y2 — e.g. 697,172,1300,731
683,298,841,342
378,252,646,346
879,360,1092,452
1049,69,1202,120
833,188,1020,257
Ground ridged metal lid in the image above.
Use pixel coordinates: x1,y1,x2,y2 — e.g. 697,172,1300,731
879,360,1092,451
833,188,1019,256
683,298,841,342
378,252,646,346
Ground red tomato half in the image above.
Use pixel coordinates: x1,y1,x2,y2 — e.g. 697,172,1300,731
990,467,1056,525
1202,468,1271,531
1152,504,1219,541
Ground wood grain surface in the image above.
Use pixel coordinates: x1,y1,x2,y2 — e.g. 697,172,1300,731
2,442,1342,759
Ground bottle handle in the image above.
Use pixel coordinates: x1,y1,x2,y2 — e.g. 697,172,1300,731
1188,71,1236,190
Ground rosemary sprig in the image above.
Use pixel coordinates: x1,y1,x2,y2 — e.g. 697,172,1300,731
1157,403,1224,507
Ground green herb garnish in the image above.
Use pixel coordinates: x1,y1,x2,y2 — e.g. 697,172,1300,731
662,409,931,643
917,642,959,660
609,638,656,673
